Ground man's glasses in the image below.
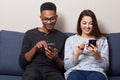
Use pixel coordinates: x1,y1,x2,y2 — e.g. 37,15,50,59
42,17,56,22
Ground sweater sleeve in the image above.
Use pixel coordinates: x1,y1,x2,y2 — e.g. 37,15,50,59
96,38,109,72
64,37,77,70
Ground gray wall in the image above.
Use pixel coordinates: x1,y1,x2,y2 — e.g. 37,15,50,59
0,0,120,33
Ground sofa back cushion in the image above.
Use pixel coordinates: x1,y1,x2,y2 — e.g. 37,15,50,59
108,33,120,76
0,30,24,76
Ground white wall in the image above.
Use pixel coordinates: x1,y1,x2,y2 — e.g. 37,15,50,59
0,0,120,33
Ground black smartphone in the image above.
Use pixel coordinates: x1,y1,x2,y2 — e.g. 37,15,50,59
88,39,96,47
48,42,55,48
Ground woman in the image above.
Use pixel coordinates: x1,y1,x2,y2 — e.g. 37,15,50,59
64,9,109,80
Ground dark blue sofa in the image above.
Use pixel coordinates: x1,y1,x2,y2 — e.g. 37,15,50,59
0,30,120,80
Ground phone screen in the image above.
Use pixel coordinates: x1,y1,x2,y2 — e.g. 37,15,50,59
88,40,96,47
48,42,55,48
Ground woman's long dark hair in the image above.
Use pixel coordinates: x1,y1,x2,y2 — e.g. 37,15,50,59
77,9,104,38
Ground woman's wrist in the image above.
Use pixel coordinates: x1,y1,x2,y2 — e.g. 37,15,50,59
73,52,80,61
93,52,101,60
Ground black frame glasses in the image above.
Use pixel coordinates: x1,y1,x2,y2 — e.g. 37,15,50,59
42,16,56,22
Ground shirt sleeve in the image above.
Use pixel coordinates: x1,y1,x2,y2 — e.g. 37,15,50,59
64,37,77,70
96,38,109,72
19,31,32,69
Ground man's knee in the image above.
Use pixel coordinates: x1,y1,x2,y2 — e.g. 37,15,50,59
22,67,42,80
45,72,65,80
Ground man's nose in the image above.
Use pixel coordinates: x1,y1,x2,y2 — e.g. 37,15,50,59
47,20,52,24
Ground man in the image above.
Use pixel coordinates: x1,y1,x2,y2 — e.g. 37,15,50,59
19,2,67,80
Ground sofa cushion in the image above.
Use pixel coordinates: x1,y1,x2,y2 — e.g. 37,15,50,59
0,30,24,76
109,77,120,80
108,33,120,76
0,75,21,80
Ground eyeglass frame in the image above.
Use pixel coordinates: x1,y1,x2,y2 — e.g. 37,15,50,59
41,16,57,22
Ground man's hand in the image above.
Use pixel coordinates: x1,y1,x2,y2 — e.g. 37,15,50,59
25,40,47,62
45,46,58,60
35,40,48,50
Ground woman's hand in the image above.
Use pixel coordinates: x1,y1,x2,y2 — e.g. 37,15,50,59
73,42,86,61
76,42,86,55
88,44,101,60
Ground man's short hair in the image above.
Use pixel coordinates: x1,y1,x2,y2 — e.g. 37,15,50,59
40,2,56,13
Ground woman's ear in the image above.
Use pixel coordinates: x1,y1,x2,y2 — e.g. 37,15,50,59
56,15,58,19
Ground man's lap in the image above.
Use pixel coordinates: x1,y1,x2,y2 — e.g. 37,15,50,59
22,65,65,80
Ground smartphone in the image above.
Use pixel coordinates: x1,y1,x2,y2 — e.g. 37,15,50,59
48,42,55,48
88,39,96,47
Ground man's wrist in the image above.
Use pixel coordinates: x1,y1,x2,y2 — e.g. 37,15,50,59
53,57,60,63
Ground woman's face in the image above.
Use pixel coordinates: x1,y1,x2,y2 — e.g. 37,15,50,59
80,16,93,35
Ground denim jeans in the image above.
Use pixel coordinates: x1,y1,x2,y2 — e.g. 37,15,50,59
67,70,106,80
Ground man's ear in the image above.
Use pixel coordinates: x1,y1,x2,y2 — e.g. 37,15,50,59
40,16,42,20
40,16,42,19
